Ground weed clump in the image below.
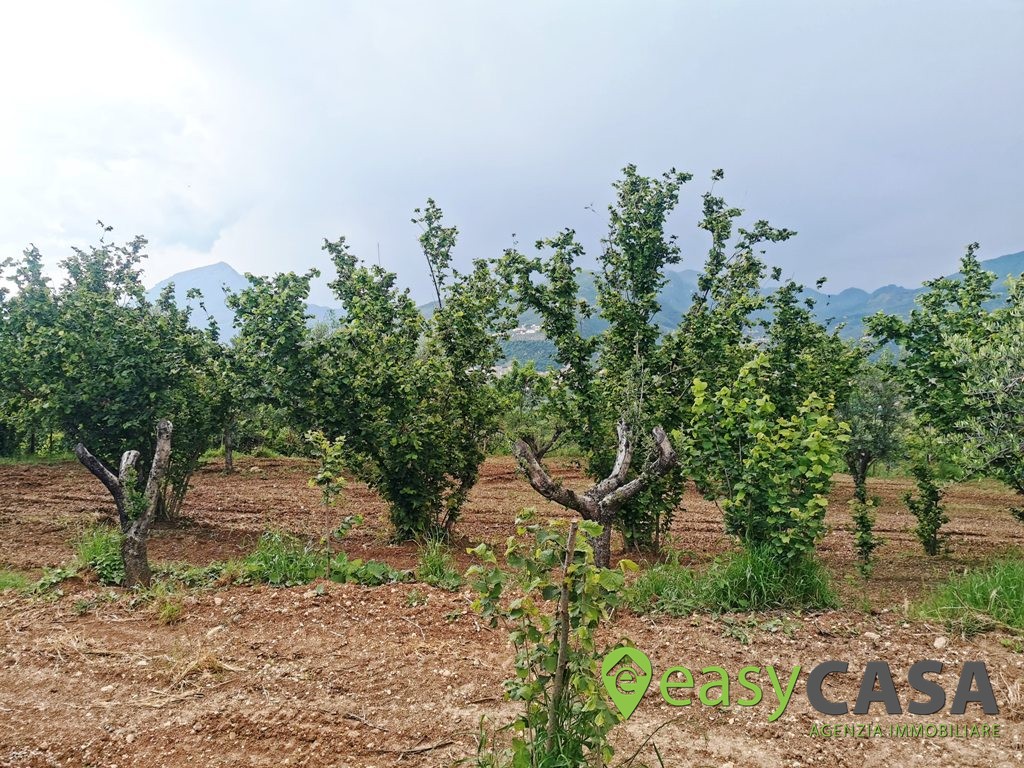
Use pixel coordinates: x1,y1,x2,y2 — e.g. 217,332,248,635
916,558,1024,636
627,545,837,615
242,531,326,586
416,539,462,591
240,530,410,587
76,525,125,586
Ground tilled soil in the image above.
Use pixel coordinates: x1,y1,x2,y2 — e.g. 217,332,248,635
1,457,1022,767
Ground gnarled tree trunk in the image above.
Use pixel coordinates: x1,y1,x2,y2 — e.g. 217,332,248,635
74,419,174,588
512,421,677,567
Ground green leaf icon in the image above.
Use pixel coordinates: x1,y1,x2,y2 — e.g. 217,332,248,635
601,646,652,719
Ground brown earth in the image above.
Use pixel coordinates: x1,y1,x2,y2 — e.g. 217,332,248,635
1,456,1022,767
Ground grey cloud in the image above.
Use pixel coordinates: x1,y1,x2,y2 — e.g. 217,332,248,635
2,1,1020,305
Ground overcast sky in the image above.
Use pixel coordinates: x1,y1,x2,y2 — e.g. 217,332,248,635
2,1,1021,305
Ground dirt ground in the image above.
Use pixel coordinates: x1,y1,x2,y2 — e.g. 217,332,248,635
1,456,1023,767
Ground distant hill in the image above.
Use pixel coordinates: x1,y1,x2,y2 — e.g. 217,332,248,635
147,250,1024,358
145,262,338,338
796,248,1024,339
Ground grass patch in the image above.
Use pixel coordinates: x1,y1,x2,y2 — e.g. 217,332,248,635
0,452,75,466
624,560,697,613
627,546,838,614
416,540,462,590
125,579,187,623
916,557,1024,636
240,530,411,587
39,527,414,595
202,445,288,461
701,548,838,611
0,569,31,592
76,526,125,586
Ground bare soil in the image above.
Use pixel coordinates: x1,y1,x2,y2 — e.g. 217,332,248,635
1,457,1022,767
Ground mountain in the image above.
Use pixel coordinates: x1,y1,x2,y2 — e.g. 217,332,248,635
147,250,1024,357
145,261,338,338
497,249,1024,367
797,248,1024,339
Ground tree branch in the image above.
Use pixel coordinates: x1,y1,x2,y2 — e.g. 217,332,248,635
118,450,140,485
512,437,592,515
74,443,119,499
514,424,678,524
74,443,128,528
589,421,633,499
524,427,565,461
599,427,677,516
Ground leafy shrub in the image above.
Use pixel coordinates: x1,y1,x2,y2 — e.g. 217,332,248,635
688,357,848,563
349,560,409,586
626,546,837,615
916,558,1024,635
416,540,462,590
314,203,512,540
332,553,411,586
305,430,347,508
904,462,948,556
76,526,125,586
467,515,626,767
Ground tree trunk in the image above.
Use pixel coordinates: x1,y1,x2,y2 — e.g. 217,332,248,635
223,429,234,474
121,529,151,587
546,521,577,752
512,422,677,568
589,523,612,570
852,451,870,503
156,471,190,523
75,419,174,588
